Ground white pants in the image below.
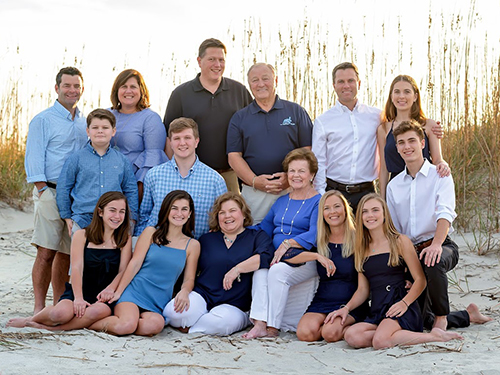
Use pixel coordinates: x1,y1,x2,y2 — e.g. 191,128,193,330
241,185,287,224
163,291,250,336
250,261,318,331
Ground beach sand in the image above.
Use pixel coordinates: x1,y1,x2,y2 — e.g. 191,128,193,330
1,206,499,375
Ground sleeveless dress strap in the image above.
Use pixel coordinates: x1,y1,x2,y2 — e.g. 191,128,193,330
184,237,192,250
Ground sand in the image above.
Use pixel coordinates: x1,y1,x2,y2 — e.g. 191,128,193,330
1,205,499,375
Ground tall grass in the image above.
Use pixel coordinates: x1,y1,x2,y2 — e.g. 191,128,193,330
0,78,30,207
0,4,499,253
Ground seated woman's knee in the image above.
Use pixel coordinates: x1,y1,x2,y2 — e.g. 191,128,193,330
344,326,364,348
49,306,73,324
372,332,392,350
112,319,139,336
296,325,316,342
322,325,343,343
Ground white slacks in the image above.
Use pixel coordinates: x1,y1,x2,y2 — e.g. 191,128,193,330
163,291,250,336
250,261,318,331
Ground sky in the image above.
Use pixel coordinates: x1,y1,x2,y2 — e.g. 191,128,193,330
0,0,498,132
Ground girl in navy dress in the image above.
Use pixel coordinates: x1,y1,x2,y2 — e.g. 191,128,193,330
332,194,463,349
90,190,200,336
7,191,132,330
296,190,368,342
377,75,450,198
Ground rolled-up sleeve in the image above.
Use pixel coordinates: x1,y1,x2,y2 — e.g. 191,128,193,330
435,175,457,225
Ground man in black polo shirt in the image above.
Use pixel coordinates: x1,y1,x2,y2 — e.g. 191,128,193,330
163,38,252,193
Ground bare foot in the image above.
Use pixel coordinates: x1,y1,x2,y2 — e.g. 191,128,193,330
266,327,279,338
432,315,448,330
430,327,464,342
25,320,58,331
6,317,31,328
467,303,493,324
242,323,268,339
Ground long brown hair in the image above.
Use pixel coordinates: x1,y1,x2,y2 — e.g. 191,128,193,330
354,193,402,272
85,191,130,248
382,75,426,125
316,190,355,258
152,190,195,245
110,69,150,111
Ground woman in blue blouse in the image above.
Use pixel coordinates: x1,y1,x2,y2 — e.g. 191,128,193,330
243,148,321,339
109,69,168,202
163,192,274,335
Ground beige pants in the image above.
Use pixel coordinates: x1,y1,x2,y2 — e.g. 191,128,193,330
219,170,240,194
241,185,287,224
31,186,71,255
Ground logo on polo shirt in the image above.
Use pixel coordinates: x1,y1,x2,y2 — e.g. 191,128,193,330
280,117,295,126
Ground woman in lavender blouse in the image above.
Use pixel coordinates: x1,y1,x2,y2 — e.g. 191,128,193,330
109,69,168,202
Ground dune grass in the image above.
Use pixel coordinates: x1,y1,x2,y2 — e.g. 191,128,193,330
0,80,30,207
0,4,498,252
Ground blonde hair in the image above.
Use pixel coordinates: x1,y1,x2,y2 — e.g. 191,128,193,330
354,193,402,272
316,190,355,259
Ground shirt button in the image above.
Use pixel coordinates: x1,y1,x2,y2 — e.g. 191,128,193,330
101,185,104,188
101,171,103,174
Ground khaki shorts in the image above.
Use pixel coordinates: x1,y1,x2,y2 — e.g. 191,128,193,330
31,186,71,255
219,170,240,194
241,184,287,224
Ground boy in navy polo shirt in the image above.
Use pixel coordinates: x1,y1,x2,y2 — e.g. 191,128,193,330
57,109,139,234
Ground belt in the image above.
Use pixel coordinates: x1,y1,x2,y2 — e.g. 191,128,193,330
414,238,433,253
46,182,57,189
216,168,232,174
326,179,374,194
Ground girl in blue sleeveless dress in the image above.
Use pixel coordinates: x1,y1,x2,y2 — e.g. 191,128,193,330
89,190,200,336
7,191,132,331
331,194,463,349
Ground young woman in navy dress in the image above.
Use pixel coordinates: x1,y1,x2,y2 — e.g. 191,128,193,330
331,194,463,349
296,190,368,342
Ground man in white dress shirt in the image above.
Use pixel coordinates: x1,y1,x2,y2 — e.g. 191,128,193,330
312,62,380,211
386,120,491,330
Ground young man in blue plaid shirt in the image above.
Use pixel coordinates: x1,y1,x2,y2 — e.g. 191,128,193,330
136,117,227,238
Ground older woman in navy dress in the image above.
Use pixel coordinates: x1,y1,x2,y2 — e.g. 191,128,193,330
331,194,462,349
164,192,273,335
296,190,368,342
243,148,320,339
109,69,168,201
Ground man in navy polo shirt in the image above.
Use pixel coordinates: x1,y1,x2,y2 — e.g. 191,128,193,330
227,63,313,223
164,38,252,193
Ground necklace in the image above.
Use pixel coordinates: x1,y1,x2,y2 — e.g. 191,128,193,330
280,192,309,235
224,235,235,244
101,237,114,248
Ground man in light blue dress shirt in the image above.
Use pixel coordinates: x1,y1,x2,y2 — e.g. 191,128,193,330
136,117,227,239
24,67,88,314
